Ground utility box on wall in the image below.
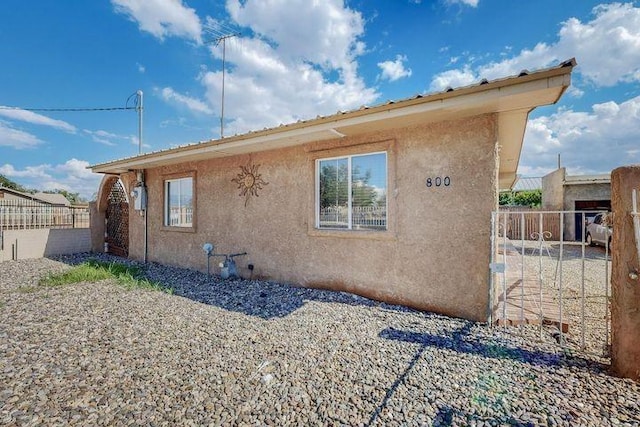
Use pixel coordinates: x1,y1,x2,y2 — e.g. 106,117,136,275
131,186,147,211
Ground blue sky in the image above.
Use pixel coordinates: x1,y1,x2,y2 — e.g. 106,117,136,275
1,0,639,198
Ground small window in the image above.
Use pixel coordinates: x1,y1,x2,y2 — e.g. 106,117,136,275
164,177,193,227
316,152,387,231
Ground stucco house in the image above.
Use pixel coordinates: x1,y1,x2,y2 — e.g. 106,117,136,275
90,59,575,322
542,167,611,241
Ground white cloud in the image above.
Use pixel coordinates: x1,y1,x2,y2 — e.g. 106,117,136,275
0,108,76,133
83,129,139,147
129,135,152,149
0,163,51,179
556,3,640,86
198,0,378,135
520,96,640,176
227,0,364,71
83,129,117,146
378,55,413,82
430,3,640,90
158,87,213,114
0,159,102,200
111,0,202,43
55,159,98,181
0,121,42,149
137,62,146,73
429,66,476,91
445,0,479,7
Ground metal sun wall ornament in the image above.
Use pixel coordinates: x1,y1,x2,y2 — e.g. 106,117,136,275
231,163,268,207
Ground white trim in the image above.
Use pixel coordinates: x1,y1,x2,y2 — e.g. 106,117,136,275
164,177,193,228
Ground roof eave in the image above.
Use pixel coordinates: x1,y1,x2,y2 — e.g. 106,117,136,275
91,59,575,175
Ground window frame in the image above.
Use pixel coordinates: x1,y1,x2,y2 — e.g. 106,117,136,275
315,151,388,231
162,172,196,232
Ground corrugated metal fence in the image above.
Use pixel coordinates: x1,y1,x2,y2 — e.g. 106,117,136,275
0,200,90,230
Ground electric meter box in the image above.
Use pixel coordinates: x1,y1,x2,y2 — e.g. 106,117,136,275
131,186,147,211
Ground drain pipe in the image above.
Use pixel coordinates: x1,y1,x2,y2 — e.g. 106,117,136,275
632,189,640,272
134,169,148,264
144,207,148,264
142,173,148,264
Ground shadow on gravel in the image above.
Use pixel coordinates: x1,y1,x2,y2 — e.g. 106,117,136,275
49,254,414,320
367,323,606,426
379,323,605,370
430,405,541,427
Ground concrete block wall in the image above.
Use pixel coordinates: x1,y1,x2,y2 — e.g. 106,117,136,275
0,228,91,262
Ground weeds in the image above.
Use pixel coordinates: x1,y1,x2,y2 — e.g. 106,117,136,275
39,259,173,294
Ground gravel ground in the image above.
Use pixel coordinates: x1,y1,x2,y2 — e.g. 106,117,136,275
1,254,639,426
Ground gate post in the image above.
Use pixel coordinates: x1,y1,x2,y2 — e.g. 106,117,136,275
89,201,105,253
610,166,640,381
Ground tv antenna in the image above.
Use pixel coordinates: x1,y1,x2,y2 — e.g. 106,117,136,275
205,23,240,139
126,90,144,154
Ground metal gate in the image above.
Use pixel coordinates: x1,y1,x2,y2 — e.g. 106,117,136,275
490,210,611,357
105,179,129,257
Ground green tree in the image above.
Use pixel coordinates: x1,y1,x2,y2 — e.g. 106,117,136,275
499,192,513,206
319,161,349,208
0,174,29,192
512,190,542,207
499,190,542,207
319,162,381,208
352,167,380,208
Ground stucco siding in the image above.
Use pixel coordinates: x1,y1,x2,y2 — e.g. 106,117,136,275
542,168,565,210
126,114,498,321
563,183,612,240
563,184,611,211
0,228,91,261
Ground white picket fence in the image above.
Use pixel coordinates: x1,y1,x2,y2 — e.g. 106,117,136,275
319,205,386,229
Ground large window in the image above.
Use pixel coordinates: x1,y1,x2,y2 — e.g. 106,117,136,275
316,152,387,230
164,177,193,228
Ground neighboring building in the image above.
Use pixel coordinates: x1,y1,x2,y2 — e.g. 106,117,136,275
511,176,542,192
33,192,71,207
542,167,611,241
0,187,70,207
90,60,575,322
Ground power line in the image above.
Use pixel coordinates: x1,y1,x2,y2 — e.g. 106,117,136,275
0,106,136,112
0,90,145,154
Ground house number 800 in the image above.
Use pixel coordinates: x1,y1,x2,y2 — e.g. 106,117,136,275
426,176,451,188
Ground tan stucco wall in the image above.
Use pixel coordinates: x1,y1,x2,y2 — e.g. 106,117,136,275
563,182,612,240
0,228,91,261
610,166,640,381
542,168,612,240
126,115,499,321
542,168,565,210
89,201,105,253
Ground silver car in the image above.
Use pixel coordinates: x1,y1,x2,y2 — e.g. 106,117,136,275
586,212,612,250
